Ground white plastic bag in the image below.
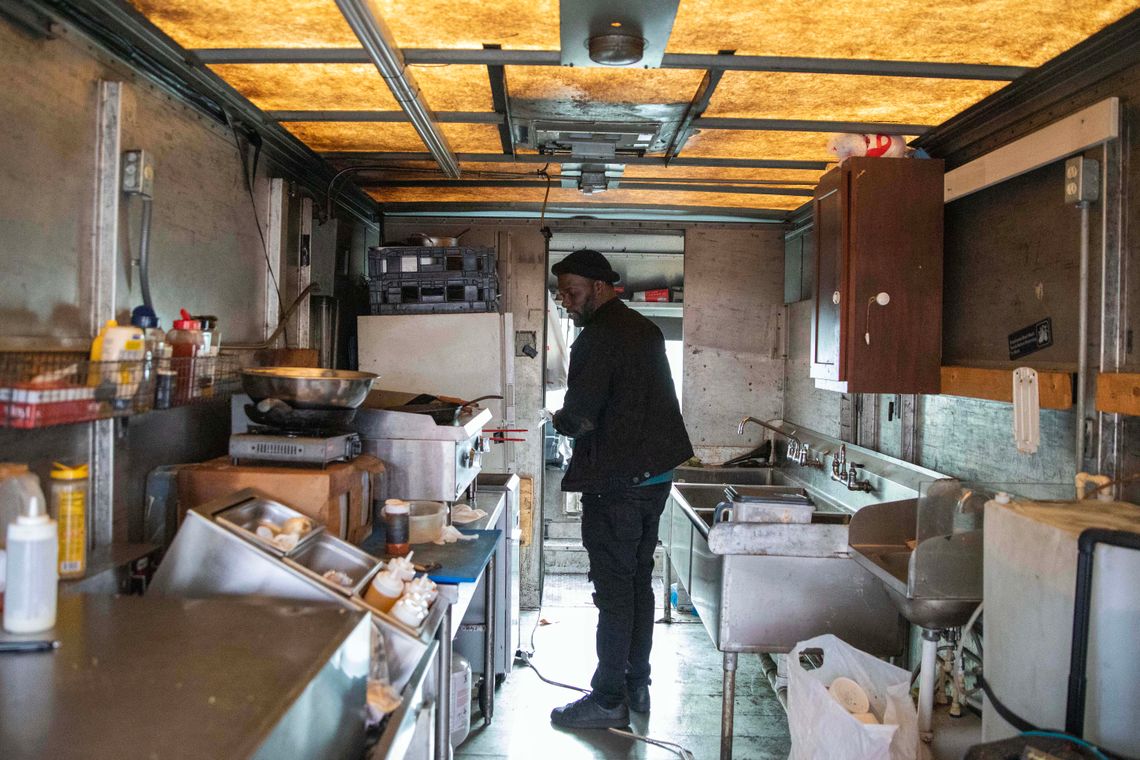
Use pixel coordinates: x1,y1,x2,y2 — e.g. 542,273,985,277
788,634,918,760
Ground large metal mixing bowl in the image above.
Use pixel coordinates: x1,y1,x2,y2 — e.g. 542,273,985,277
241,368,378,410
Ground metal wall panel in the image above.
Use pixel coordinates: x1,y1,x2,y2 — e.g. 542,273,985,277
0,21,369,543
783,300,842,437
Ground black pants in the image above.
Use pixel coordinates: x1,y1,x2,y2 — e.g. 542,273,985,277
578,482,670,708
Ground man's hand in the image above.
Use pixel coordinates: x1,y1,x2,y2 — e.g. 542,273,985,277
552,408,596,438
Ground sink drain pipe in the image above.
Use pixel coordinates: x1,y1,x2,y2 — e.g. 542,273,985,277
918,628,940,742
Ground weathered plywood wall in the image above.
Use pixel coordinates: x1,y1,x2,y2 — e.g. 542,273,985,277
683,226,787,462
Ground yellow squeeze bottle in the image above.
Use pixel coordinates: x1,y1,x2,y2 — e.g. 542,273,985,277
51,463,89,579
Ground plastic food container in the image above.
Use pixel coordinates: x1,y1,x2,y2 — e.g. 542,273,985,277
407,501,446,544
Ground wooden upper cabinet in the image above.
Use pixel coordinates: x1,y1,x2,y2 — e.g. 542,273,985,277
809,157,945,394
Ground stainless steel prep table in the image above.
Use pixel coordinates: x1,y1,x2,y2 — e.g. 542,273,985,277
0,594,370,760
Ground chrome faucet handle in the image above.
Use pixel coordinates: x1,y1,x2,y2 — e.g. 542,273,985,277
846,464,874,492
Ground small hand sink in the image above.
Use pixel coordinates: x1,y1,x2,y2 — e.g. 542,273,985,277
852,499,984,628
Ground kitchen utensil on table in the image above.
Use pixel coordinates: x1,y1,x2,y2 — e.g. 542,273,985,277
241,367,377,410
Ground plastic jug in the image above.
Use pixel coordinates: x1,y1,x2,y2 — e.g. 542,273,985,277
90,319,146,405
450,652,472,748
3,487,58,634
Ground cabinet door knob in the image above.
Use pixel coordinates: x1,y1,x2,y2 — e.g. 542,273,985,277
831,290,841,305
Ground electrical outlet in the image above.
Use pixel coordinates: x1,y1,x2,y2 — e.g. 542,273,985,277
122,149,155,197
1063,156,1098,205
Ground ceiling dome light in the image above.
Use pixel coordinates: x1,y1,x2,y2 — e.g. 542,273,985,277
587,33,645,66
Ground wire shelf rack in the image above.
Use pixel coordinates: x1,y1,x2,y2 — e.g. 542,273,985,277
0,352,242,429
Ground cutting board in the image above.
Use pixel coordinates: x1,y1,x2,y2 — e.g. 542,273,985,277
405,529,501,584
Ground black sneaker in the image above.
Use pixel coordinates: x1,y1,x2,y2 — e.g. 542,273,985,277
550,694,630,729
625,684,650,713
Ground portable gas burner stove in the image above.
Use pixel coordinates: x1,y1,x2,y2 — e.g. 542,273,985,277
229,426,362,467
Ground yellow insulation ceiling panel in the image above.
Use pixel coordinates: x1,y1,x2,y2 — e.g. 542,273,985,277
130,0,559,49
682,130,848,161
508,67,705,105
282,122,503,153
368,186,809,210
209,64,494,112
666,0,1139,67
130,0,359,48
705,72,1006,125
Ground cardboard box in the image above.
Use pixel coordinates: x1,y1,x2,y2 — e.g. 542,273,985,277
177,455,385,545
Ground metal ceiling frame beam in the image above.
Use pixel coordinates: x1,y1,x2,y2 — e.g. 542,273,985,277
695,117,929,135
379,201,794,221
194,47,1028,80
321,151,832,170
666,49,731,159
332,0,461,177
483,43,515,155
266,110,929,135
363,179,815,195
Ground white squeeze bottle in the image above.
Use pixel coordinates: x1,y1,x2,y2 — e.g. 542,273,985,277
3,490,59,633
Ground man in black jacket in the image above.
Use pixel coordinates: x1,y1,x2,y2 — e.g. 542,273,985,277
548,249,694,729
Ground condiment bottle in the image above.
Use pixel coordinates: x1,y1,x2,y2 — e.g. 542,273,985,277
166,309,204,404
382,499,410,557
51,463,88,579
192,315,220,397
131,306,168,408
0,465,46,611
404,576,438,604
391,594,428,627
363,569,404,613
3,489,57,634
387,553,416,582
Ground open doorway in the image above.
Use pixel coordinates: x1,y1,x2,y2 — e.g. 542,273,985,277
541,231,685,587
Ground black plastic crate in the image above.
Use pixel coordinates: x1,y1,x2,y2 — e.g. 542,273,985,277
367,274,499,314
367,246,496,278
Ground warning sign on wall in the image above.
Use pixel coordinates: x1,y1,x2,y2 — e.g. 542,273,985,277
1008,318,1053,360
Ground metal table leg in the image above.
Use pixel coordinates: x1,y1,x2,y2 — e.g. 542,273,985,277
721,651,737,760
661,551,673,623
481,553,496,725
435,604,453,760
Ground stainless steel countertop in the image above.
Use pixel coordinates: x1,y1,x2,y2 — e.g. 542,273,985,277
0,595,368,760
465,488,506,532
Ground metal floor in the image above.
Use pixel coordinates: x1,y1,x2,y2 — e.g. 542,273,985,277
455,573,792,759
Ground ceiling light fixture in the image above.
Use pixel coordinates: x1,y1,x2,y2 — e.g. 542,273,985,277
587,33,645,66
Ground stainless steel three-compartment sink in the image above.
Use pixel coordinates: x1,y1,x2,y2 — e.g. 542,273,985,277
663,475,904,656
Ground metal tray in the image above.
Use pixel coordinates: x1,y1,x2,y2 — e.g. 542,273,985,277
215,496,325,557
284,533,382,597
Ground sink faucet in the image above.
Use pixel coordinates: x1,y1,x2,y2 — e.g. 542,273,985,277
830,444,874,492
737,417,815,467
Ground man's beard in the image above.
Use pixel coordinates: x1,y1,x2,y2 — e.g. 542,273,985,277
569,298,597,326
